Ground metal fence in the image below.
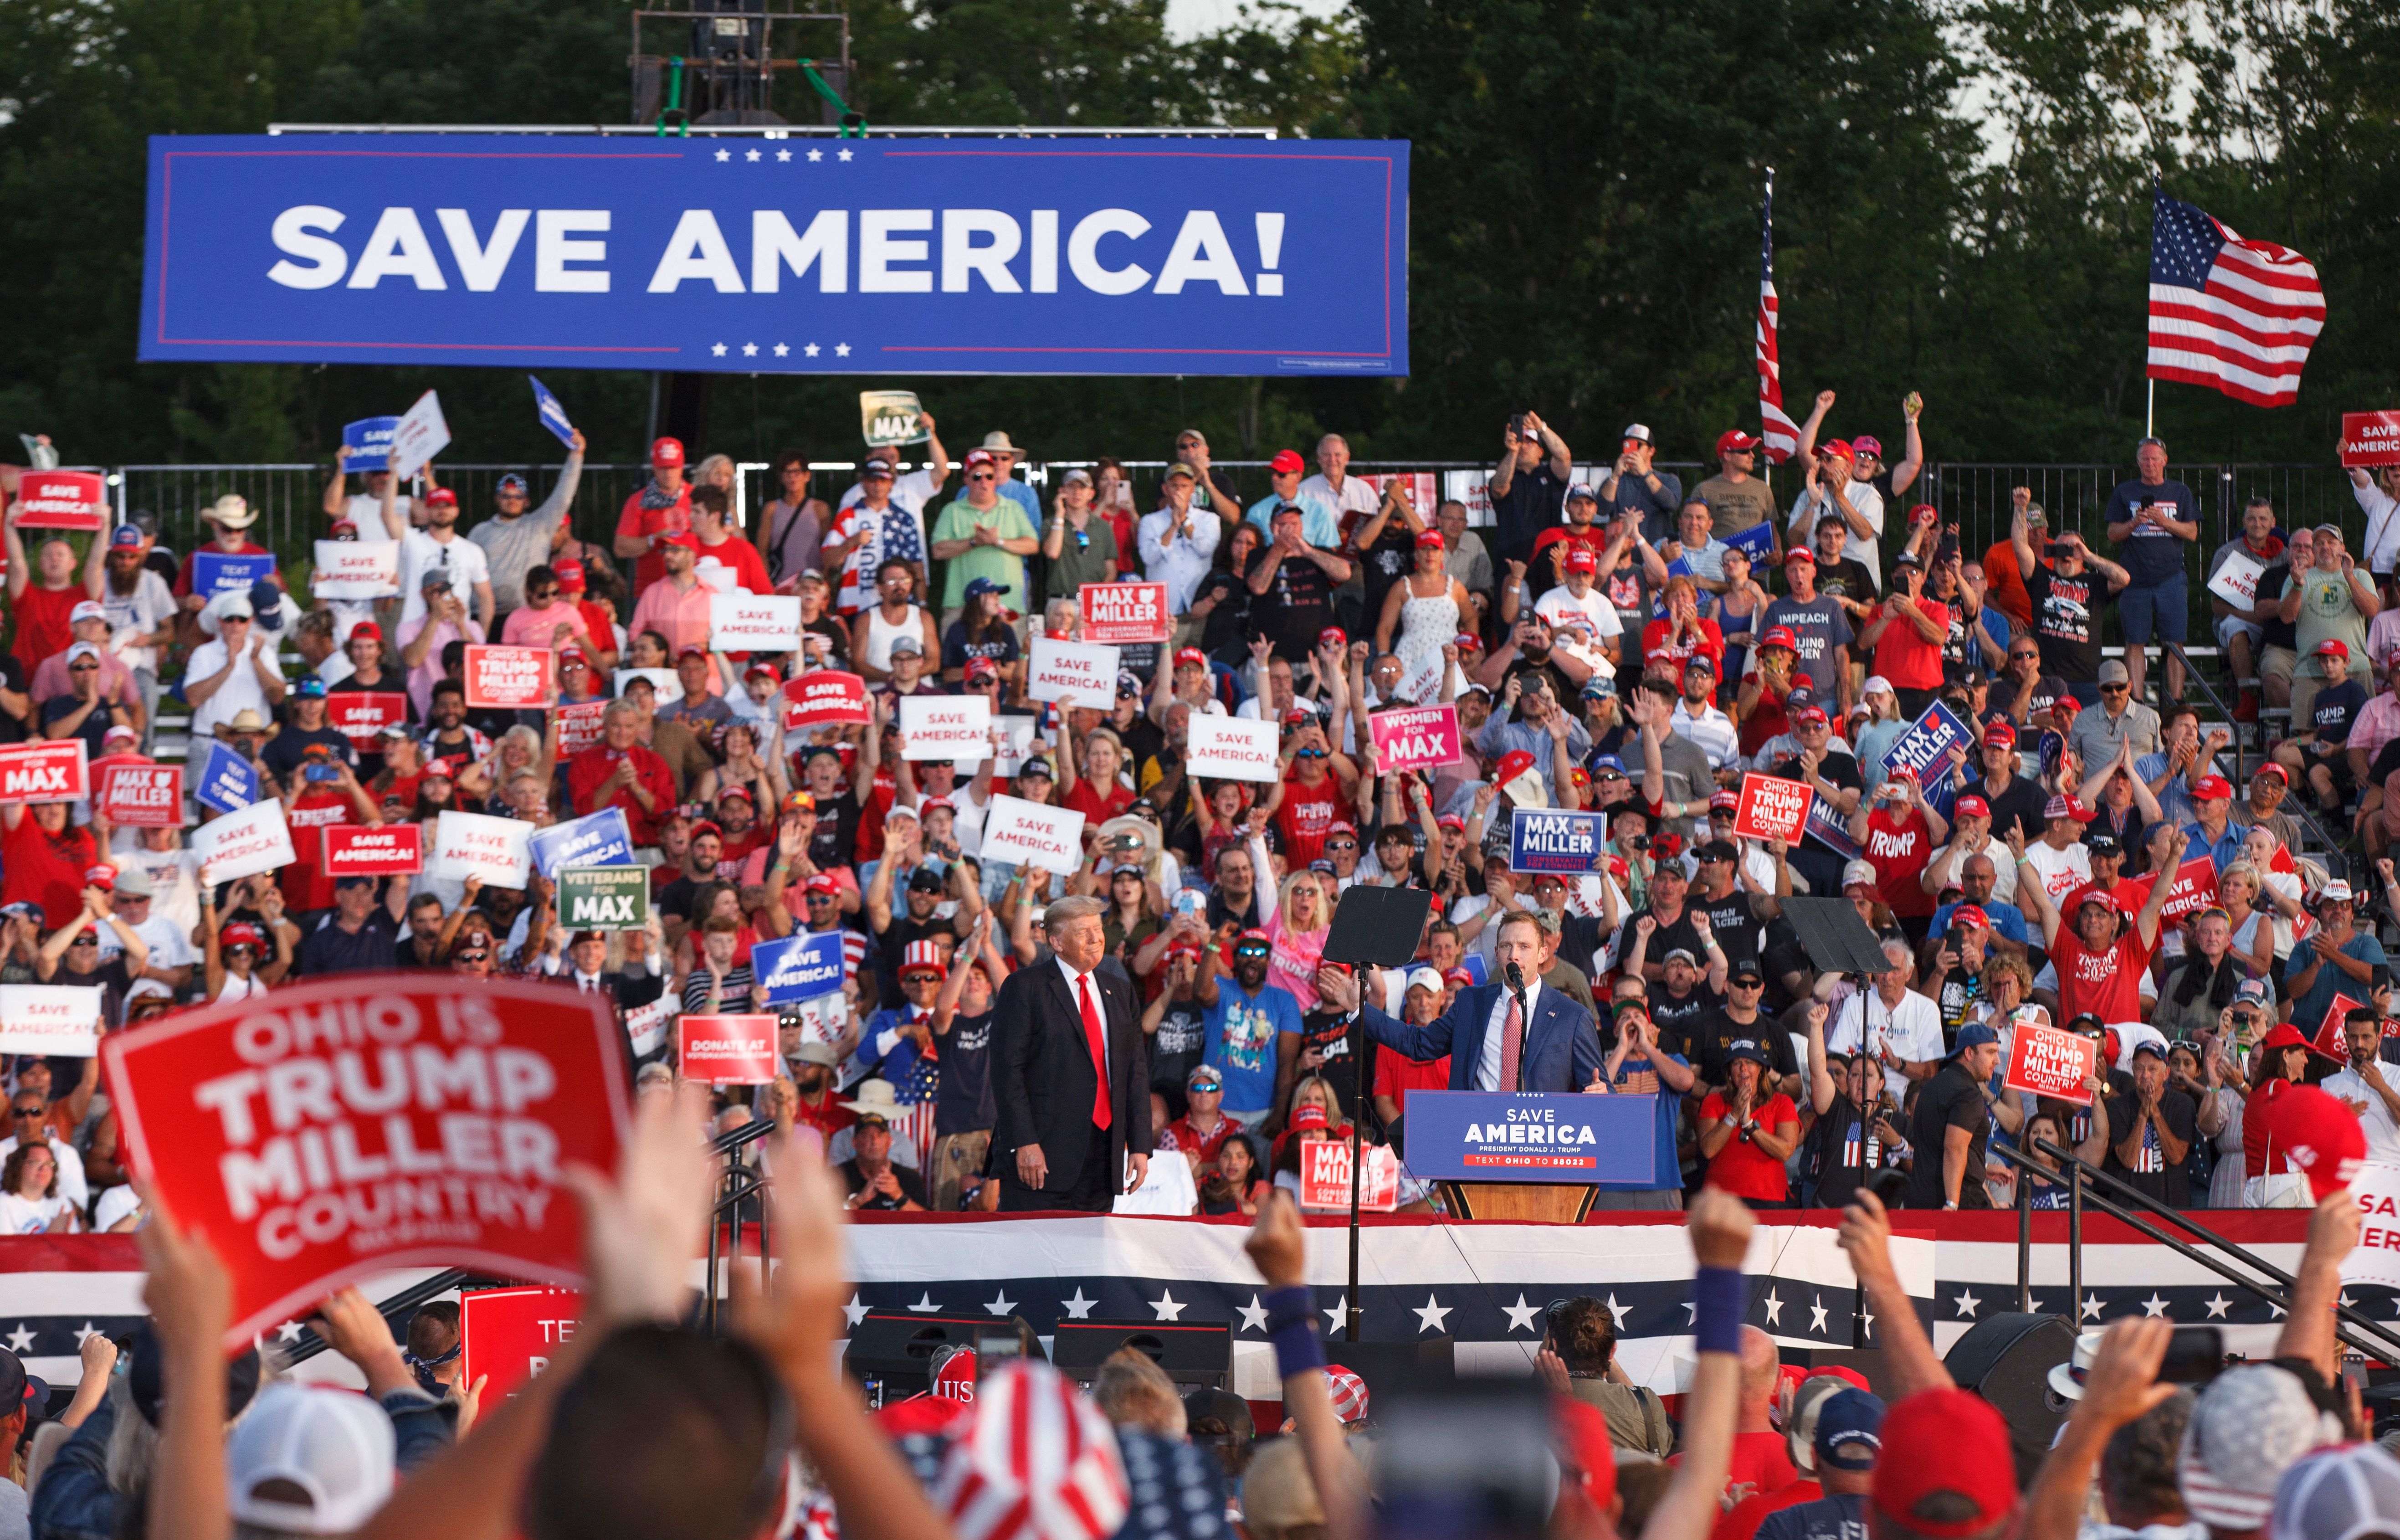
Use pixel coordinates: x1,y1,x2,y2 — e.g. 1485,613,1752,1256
109,456,2369,589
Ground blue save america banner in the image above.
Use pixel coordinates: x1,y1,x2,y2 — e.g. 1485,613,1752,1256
138,135,1410,377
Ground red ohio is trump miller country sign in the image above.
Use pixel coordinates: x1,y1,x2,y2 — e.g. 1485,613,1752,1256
1077,582,1171,645
100,974,630,1351
1733,774,1810,844
2004,1023,2100,1106
464,646,556,710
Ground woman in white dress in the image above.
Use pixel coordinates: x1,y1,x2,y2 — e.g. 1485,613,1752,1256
0,1143,76,1234
1374,531,1470,695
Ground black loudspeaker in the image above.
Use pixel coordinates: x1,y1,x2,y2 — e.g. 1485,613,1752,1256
1775,1346,1894,1401
1321,1338,1456,1409
1050,1320,1233,1391
1941,1313,2077,1487
843,1312,1024,1398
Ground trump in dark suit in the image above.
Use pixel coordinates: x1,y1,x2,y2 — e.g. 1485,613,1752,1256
991,895,1152,1211
1319,910,1606,1092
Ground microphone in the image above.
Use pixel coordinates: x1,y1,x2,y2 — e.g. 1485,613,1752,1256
1501,960,1529,1092
1503,960,1527,993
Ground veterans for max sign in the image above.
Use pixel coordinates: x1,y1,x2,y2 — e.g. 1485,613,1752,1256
99,974,630,1350
0,741,87,805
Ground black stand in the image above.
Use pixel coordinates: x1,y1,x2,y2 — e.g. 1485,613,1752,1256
1321,884,1437,1343
1776,897,1894,1348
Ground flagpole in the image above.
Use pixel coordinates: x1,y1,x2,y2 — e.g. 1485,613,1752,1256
2146,379,2155,440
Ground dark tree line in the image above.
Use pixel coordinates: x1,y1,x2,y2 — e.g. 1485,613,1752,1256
0,0,2391,472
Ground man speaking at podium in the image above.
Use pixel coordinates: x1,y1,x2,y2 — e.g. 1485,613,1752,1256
1315,911,1606,1095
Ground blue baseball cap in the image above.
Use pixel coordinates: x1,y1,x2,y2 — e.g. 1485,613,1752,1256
1814,1388,1887,1472
293,676,327,699
1581,678,1617,700
109,526,143,549
1956,1022,2000,1051
1588,753,1628,776
963,576,1006,600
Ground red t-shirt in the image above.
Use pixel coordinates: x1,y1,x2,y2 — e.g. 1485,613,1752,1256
1065,778,1134,828
565,743,679,847
2,816,99,930
2049,925,2154,1026
281,791,358,912
2244,1081,2297,1176
692,536,773,597
792,1090,858,1145
1738,672,1791,758
1641,617,1726,682
10,584,85,676
1983,540,2038,629
1274,768,1346,869
1164,1115,1237,1166
1863,809,1937,918
1698,1091,1795,1201
1868,598,1949,690
616,487,693,595
1373,1051,1451,1114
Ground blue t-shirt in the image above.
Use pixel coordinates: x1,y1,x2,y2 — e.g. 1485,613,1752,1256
1927,901,2031,948
2284,930,2390,1044
1204,981,1304,1114
2105,477,2201,586
1593,1052,1689,1193
2309,679,2369,746
1757,1491,1868,1540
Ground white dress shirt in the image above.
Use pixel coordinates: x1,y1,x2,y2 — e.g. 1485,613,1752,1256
1056,953,1108,1078
1476,979,1543,1092
1137,507,1222,613
1829,989,1946,1066
2325,1060,2400,1165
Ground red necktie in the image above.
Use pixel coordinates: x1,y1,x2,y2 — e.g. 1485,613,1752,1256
1498,994,1524,1093
1079,975,1112,1129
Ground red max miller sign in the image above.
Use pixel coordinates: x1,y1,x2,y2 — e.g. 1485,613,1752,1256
94,762,182,826
323,823,423,876
99,974,630,1351
1077,582,1171,644
464,646,556,709
11,471,107,532
0,741,88,805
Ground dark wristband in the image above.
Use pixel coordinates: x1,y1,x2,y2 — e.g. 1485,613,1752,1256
1262,1284,1324,1378
1693,1265,1745,1355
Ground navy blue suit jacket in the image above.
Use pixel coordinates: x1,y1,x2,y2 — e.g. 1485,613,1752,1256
1361,982,1605,1093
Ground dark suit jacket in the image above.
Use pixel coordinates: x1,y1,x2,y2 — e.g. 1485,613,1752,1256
993,957,1152,1191
1362,982,1604,1093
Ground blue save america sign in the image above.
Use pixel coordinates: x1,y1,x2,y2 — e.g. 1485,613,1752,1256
755,933,846,1005
1402,1092,1657,1184
138,135,1410,378
526,807,634,878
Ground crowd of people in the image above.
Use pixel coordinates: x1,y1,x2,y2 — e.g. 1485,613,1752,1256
3,405,2400,1232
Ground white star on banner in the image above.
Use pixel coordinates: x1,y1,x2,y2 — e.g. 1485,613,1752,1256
835,343,852,357
1502,1294,1544,1334
742,343,758,357
2141,1294,2170,1318
1060,1288,1097,1320
711,343,728,357
808,149,823,162
1861,1311,1876,1338
984,1290,1015,1317
277,1321,304,1343
907,1293,939,1314
1809,1296,1830,1334
745,149,761,162
838,148,854,161
843,1294,869,1328
1683,1301,1697,1325
1762,1289,1784,1326
1953,1290,1981,1318
1237,1294,1270,1333
2081,1295,2105,1321
2272,1299,2288,1319
1323,1298,1350,1334
3,1326,32,1354
2205,1294,2231,1319
773,343,789,357
2340,1293,2357,1311
71,1321,98,1348
804,343,821,357
1414,1295,1452,1334
1151,1289,1187,1322
714,148,731,162
1603,1295,1628,1330
776,149,791,162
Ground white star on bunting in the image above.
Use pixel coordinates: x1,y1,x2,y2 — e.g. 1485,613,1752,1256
1603,1295,1628,1330
1151,1289,1187,1322
2080,1295,2105,1321
1237,1294,1270,1333
773,343,789,357
1762,1289,1784,1326
2141,1294,2169,1318
742,343,758,357
1953,1290,1981,1318
71,1321,98,1348
776,149,791,162
3,1326,32,1354
714,148,731,162
907,1293,939,1313
745,149,761,162
838,148,854,161
1414,1295,1452,1334
804,343,821,357
277,1321,304,1343
1060,1288,1097,1320
984,1290,1015,1317
1322,1299,1350,1334
835,343,852,357
843,1294,869,1328
2205,1294,2231,1319
711,343,728,357
1501,1294,1544,1334
1809,1296,1830,1334
807,149,823,162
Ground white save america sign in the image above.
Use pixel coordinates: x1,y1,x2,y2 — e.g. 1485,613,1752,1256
192,801,296,884
979,795,1087,874
709,594,802,651
1026,637,1120,710
312,540,401,599
1185,714,1280,782
428,810,535,889
0,986,101,1057
899,694,990,760
2208,549,2269,609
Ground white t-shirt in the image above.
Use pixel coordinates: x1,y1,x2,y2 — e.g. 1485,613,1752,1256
2022,841,2093,905
1790,481,1889,585
96,910,197,975
0,1192,72,1235
101,570,177,674
396,530,490,626
1828,989,1946,1065
93,1184,142,1232
184,633,282,738
344,491,413,529
0,1136,87,1208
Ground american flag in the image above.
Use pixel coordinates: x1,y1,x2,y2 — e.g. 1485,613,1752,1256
1757,171,1799,462
2147,189,2324,407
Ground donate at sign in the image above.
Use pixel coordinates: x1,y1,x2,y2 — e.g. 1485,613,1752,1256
678,1014,780,1085
102,975,629,1350
138,135,1409,379
1508,808,1605,874
1400,1092,1658,1184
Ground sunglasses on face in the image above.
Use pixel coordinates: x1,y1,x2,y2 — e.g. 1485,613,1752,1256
1324,840,1358,852
10,1107,41,1120
1234,945,1270,959
968,471,997,483
2101,683,2129,694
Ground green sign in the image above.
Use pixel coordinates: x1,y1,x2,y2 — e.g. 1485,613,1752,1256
558,865,650,931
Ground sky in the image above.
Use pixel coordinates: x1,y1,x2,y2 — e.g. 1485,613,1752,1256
1163,0,1348,41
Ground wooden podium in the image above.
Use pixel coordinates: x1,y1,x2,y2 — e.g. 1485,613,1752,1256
1436,1181,1599,1223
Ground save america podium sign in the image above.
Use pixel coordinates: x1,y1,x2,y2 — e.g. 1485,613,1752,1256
139,136,1409,378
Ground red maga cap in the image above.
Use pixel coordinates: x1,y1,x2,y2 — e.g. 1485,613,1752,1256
1269,449,1306,475
2256,1082,2367,1201
1872,1390,2019,1538
650,437,685,468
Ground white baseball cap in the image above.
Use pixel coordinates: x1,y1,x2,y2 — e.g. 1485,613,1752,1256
1405,965,1444,994
225,1382,397,1534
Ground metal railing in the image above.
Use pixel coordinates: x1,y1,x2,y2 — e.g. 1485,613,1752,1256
2006,1135,2400,1365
